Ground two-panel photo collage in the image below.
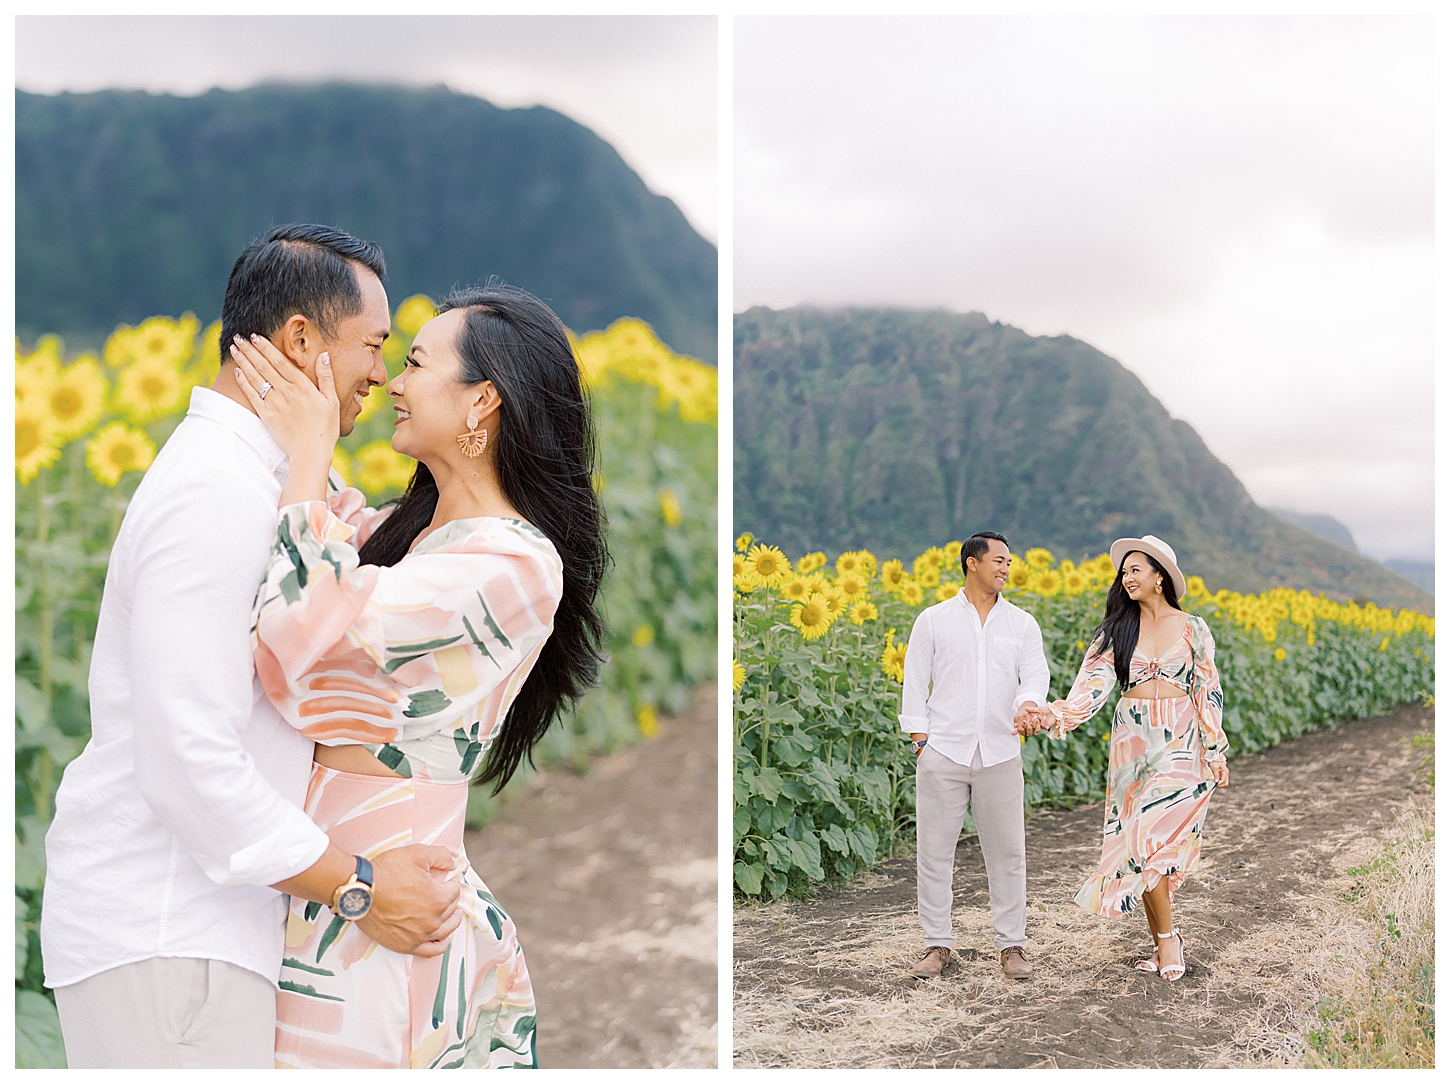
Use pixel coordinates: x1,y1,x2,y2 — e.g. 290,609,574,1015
11,12,1436,1073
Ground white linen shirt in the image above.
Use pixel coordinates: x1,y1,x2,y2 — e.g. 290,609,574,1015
898,591,1051,768
42,388,330,989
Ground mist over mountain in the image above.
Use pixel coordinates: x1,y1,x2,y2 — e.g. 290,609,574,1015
16,84,716,362
1269,508,1358,553
734,306,1431,613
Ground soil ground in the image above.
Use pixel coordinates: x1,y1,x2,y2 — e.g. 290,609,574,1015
465,685,718,1069
733,700,1434,1068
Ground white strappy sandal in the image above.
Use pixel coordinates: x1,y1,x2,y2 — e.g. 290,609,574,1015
1156,927,1186,982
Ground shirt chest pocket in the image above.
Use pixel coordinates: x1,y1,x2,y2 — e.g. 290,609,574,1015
991,636,1023,673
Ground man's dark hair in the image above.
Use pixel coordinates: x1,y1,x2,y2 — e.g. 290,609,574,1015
961,531,1010,575
219,224,386,366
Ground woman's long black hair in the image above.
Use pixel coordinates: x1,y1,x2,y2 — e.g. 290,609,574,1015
1088,551,1182,689
357,285,609,792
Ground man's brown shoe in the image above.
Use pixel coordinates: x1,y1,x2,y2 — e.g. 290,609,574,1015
1001,946,1033,979
907,946,952,978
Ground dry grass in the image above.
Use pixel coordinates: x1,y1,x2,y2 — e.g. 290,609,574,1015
736,796,1434,1069
1185,796,1434,1068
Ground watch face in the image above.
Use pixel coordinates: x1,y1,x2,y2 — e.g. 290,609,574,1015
337,885,372,920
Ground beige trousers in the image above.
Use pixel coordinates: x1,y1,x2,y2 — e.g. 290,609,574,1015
53,956,276,1069
915,743,1027,952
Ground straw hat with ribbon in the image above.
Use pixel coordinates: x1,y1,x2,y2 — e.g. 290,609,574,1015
1109,534,1187,599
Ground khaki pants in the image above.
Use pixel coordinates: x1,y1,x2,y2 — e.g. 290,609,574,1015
54,956,276,1069
915,744,1027,952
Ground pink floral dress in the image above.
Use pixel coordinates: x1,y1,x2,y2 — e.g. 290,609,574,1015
250,485,562,1068
1047,613,1227,915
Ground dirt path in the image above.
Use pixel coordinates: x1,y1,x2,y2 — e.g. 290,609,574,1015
733,700,1433,1068
465,685,718,1069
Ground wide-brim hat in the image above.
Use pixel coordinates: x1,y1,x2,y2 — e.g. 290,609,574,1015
1110,535,1187,599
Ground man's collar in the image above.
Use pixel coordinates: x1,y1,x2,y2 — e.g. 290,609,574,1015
185,386,288,475
956,589,1014,619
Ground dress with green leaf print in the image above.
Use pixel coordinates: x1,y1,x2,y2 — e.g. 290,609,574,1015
251,493,561,1069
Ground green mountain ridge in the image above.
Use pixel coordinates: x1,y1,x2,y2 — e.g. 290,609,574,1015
16,84,716,362
734,305,1432,614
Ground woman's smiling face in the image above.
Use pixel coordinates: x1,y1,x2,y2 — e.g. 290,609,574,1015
387,308,490,462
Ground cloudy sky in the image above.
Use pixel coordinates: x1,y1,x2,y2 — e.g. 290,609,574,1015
15,14,717,241
736,13,1433,564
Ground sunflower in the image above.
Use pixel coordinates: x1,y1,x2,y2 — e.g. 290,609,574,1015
1186,575,1208,599
355,383,392,424
791,594,833,640
42,355,109,443
394,294,438,336
849,601,879,626
880,559,907,592
115,356,187,424
16,341,62,408
900,581,924,606
659,488,682,527
880,629,907,682
913,547,946,577
735,532,754,552
818,587,849,622
1058,559,1077,575
944,540,963,565
733,553,748,579
735,572,762,595
917,567,941,589
85,422,157,487
353,440,416,495
936,581,963,602
857,550,879,578
105,314,199,370
836,572,869,603
779,576,813,603
16,404,62,484
1036,569,1063,597
1024,547,1055,571
331,448,353,486
636,704,659,738
1007,564,1034,591
733,659,747,692
188,320,225,387
835,550,864,578
797,551,827,574
746,544,791,587
1062,569,1089,596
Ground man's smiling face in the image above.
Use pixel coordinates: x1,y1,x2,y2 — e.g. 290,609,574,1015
322,266,391,436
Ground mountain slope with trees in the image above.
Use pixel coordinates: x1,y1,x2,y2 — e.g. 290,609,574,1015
16,84,716,361
734,306,1430,612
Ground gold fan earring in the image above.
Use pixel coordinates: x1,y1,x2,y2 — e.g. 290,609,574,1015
457,412,488,457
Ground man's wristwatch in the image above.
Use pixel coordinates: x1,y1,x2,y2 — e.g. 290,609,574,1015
913,739,928,753
331,856,374,921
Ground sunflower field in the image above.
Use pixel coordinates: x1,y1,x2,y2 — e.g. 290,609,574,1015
15,306,716,1067
732,538,1434,900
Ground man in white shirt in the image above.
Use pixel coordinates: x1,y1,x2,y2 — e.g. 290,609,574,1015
900,532,1050,980
42,225,462,1068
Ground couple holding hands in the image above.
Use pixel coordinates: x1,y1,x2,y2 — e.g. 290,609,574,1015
902,531,1229,983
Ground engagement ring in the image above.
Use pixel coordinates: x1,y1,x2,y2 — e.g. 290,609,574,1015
258,381,273,400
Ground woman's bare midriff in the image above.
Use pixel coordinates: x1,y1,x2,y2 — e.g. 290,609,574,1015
313,744,403,778
1122,678,1190,700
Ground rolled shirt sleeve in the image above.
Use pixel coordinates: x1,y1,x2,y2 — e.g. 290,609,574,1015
898,609,934,734
128,470,329,887
1011,616,1051,712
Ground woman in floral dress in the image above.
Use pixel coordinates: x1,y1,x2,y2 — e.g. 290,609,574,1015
230,285,607,1067
1016,535,1229,982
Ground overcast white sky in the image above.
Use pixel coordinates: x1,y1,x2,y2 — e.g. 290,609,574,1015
736,13,1433,564
15,14,717,241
